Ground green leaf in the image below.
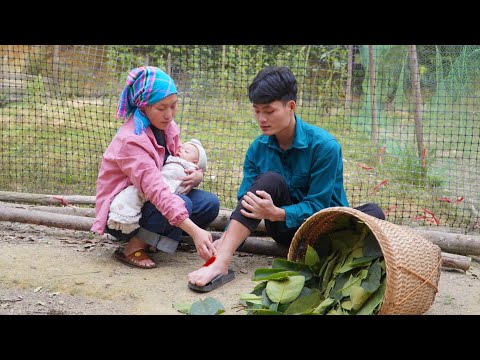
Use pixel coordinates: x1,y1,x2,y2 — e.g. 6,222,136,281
322,252,339,290
284,288,322,315
240,293,262,301
363,233,382,257
330,272,349,300
341,300,353,310
312,297,335,315
266,275,306,304
305,245,320,268
252,268,301,281
189,297,225,315
271,258,313,281
251,281,267,295
350,285,371,310
172,302,191,314
339,274,362,297
240,293,263,301
337,255,377,274
351,247,363,258
247,309,283,315
361,259,382,293
261,288,273,307
269,302,279,312
356,281,386,315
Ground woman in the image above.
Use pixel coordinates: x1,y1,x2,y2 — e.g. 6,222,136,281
91,66,219,269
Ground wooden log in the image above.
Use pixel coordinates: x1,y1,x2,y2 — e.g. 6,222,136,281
0,201,95,217
2,202,480,258
441,252,471,272
0,205,94,231
181,231,288,257
414,229,480,256
0,190,95,205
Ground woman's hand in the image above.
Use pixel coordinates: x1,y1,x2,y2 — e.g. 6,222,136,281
178,168,203,194
191,228,217,261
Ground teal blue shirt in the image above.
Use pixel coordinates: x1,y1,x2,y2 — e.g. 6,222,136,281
238,115,349,229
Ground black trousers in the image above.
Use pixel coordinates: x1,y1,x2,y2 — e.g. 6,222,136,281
230,171,385,246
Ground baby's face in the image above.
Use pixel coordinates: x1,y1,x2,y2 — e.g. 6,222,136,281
178,143,199,164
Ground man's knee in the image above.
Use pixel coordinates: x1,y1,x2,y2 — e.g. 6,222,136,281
254,171,287,191
354,203,385,220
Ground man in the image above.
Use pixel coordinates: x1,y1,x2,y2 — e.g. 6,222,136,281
187,66,384,291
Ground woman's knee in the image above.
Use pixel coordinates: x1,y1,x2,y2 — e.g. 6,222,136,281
178,194,193,214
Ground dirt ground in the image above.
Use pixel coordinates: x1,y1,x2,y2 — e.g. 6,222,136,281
0,221,479,315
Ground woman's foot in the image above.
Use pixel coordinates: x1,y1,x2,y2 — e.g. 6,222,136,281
113,248,156,269
114,236,156,269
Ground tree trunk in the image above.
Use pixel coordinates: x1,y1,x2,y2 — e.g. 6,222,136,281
344,45,353,109
414,229,480,256
408,45,425,162
368,45,378,145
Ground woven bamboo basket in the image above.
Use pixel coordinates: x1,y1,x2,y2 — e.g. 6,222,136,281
288,207,442,315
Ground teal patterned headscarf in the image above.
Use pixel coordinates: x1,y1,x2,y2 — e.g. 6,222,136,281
116,66,177,135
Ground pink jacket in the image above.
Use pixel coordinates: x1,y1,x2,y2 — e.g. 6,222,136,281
91,117,188,235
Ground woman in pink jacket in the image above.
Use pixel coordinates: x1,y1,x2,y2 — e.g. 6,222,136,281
91,66,219,269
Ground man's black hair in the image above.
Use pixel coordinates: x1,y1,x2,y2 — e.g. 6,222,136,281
248,66,297,104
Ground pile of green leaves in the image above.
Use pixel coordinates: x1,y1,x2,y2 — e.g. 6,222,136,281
240,218,387,315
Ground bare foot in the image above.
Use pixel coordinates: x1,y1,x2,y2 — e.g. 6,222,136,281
188,261,228,287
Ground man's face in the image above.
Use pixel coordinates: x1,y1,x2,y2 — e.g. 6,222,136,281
253,100,294,136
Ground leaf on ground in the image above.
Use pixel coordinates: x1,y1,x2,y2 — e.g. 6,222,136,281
172,302,191,314
189,297,225,315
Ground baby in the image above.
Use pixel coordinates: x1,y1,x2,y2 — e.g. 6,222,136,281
107,139,207,234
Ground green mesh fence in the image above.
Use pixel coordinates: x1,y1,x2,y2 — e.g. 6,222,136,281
0,45,478,232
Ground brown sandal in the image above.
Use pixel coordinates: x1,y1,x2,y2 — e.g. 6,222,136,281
113,248,156,269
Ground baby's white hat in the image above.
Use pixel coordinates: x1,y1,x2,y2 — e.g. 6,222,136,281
185,138,207,171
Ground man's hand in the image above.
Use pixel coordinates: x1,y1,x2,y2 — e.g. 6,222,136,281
240,190,285,222
178,168,203,194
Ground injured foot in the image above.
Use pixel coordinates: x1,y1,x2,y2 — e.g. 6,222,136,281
188,260,229,287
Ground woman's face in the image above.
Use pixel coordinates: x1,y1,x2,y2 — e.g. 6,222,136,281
144,94,178,130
